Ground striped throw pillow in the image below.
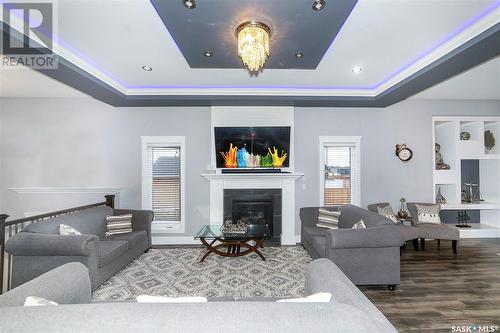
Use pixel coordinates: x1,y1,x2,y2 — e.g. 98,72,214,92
105,214,133,236
317,208,341,229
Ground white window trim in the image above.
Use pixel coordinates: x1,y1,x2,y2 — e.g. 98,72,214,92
141,136,186,234
319,136,361,207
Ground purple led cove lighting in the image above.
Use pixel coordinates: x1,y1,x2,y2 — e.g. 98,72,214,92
371,0,500,90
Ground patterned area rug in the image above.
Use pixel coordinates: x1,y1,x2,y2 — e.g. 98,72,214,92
92,246,312,301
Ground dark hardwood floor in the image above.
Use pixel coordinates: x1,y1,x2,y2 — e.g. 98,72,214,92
359,239,500,332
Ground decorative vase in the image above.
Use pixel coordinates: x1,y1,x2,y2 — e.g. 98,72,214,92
397,198,408,219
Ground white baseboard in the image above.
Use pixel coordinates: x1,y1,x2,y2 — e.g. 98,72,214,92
152,234,302,246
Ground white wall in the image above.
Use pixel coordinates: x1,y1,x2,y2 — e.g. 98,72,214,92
0,97,498,237
0,98,211,235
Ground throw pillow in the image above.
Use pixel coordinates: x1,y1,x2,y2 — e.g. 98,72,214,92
376,206,399,224
317,208,340,229
136,295,207,303
415,204,441,224
352,219,366,229
105,214,133,236
24,296,58,307
59,224,82,236
277,292,332,303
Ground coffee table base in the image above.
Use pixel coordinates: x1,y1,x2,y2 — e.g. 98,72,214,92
199,237,266,262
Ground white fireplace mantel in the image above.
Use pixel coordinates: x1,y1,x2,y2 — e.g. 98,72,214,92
201,172,304,245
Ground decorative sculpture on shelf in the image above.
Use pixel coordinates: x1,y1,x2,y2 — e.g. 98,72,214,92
260,152,273,167
268,146,287,167
456,211,471,228
435,143,450,170
484,130,496,152
236,146,249,168
461,182,484,203
247,153,261,167
220,143,238,168
435,186,446,204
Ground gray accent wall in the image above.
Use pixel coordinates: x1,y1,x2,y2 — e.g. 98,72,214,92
0,98,499,237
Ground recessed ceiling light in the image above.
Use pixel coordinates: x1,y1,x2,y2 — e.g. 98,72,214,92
142,66,152,71
204,50,213,57
182,0,196,9
312,0,326,11
352,66,362,74
295,52,304,59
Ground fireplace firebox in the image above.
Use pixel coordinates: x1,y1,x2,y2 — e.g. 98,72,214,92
223,189,281,241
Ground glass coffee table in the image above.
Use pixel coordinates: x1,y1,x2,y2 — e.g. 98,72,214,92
194,224,270,262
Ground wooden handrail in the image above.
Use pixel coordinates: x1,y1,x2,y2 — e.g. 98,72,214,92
4,195,116,226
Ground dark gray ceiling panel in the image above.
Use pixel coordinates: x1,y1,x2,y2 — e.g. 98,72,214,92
149,0,357,69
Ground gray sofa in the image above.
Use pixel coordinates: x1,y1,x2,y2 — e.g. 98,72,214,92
5,206,154,290
300,205,404,289
0,261,397,333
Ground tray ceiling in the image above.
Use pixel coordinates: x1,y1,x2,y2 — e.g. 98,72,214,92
0,0,499,106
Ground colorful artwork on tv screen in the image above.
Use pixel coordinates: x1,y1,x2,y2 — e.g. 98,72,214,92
215,127,290,168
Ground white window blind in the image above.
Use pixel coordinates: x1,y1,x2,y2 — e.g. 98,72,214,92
148,146,183,222
320,137,361,206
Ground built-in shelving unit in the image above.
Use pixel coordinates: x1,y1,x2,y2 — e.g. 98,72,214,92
432,116,500,238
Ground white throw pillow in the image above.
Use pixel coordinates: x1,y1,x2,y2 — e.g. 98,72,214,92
136,295,207,303
352,219,366,229
416,204,441,224
59,224,82,235
376,206,399,224
277,292,332,303
24,296,58,307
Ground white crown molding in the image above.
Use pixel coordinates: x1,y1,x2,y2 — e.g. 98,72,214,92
8,186,123,194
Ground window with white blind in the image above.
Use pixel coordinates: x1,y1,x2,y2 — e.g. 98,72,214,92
142,137,185,233
319,136,361,207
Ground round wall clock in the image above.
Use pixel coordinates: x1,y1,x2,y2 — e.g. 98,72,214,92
395,144,413,162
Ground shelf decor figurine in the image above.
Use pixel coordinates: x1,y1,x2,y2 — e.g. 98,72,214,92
397,197,409,219
435,143,451,170
484,130,495,152
435,186,447,204
456,211,471,228
460,131,471,140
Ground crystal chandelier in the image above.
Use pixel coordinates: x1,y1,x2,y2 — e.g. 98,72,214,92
236,21,271,72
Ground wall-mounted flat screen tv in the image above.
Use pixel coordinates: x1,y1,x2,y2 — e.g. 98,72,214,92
215,126,291,168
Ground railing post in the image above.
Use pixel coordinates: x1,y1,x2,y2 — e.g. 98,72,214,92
104,195,115,209
0,214,9,295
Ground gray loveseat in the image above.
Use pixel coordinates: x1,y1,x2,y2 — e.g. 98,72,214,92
0,261,397,332
5,206,153,290
300,205,404,289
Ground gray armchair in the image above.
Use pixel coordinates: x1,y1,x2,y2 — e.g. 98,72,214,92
367,202,420,251
300,205,404,290
406,202,459,254
5,206,153,290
